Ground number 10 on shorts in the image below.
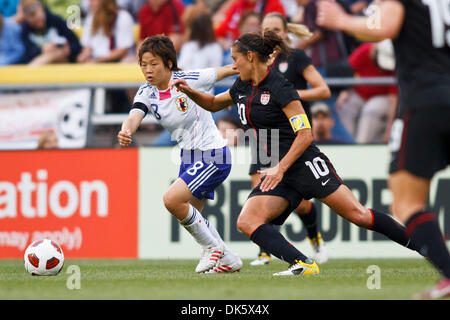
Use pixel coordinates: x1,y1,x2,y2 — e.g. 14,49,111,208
305,157,329,179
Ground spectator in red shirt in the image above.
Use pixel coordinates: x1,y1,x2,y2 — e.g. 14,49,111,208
214,0,285,42
336,40,398,144
138,0,185,52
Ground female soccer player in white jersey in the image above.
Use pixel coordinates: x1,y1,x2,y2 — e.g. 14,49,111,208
117,35,242,274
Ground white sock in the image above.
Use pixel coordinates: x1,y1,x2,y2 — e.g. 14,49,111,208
203,217,230,255
180,204,219,248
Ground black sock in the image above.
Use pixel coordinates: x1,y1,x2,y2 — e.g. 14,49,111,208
250,224,310,264
298,202,319,239
369,209,418,251
405,211,450,278
257,224,280,257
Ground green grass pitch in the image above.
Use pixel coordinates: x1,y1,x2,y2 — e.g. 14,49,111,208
0,258,442,300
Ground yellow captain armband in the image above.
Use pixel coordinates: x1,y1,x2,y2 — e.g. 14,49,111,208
289,114,311,133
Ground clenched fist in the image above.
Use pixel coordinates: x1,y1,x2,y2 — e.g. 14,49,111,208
117,129,132,147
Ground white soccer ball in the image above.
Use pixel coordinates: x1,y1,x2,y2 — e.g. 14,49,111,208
24,239,64,276
58,103,86,140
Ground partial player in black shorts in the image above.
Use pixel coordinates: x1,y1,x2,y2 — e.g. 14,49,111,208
389,107,450,180
171,30,421,276
317,0,450,298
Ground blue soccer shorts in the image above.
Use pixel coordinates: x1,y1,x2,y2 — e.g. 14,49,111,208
178,146,232,200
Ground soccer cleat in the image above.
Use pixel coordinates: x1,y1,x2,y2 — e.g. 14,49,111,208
205,250,243,274
308,232,328,264
249,252,272,266
195,245,224,273
273,259,320,276
416,278,450,299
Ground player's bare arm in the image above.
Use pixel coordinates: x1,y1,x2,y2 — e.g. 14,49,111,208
298,65,331,102
117,111,144,147
297,30,323,50
170,79,234,112
316,0,405,41
259,100,314,192
215,64,239,81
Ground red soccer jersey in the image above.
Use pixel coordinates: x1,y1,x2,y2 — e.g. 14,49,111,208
348,42,398,100
138,0,185,40
215,0,285,40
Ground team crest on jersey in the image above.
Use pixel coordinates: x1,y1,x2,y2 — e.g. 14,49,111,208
176,97,189,112
278,61,288,73
260,92,270,105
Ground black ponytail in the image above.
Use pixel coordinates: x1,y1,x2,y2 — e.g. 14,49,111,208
233,30,290,63
262,30,291,56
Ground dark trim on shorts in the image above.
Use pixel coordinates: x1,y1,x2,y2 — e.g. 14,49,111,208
320,152,343,184
248,163,261,176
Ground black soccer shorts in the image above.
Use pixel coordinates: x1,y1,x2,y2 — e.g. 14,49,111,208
248,146,343,225
249,162,260,176
389,106,450,179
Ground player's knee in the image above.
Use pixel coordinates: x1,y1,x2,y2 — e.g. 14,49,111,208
237,213,266,237
236,215,250,235
163,191,178,213
237,214,257,236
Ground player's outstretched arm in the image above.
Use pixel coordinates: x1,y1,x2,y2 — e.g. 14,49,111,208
117,111,144,147
316,0,405,41
299,65,331,102
215,64,239,81
170,79,234,112
259,101,314,192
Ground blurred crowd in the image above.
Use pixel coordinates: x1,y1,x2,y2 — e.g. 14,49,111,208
0,0,398,146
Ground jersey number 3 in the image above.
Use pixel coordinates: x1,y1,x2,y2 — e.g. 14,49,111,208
422,0,450,48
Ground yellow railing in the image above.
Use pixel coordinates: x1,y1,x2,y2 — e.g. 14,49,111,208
0,63,143,84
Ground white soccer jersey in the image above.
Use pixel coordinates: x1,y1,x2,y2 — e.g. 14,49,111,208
131,68,227,150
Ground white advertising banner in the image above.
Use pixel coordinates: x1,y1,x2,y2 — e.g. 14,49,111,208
0,89,90,149
138,145,450,259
